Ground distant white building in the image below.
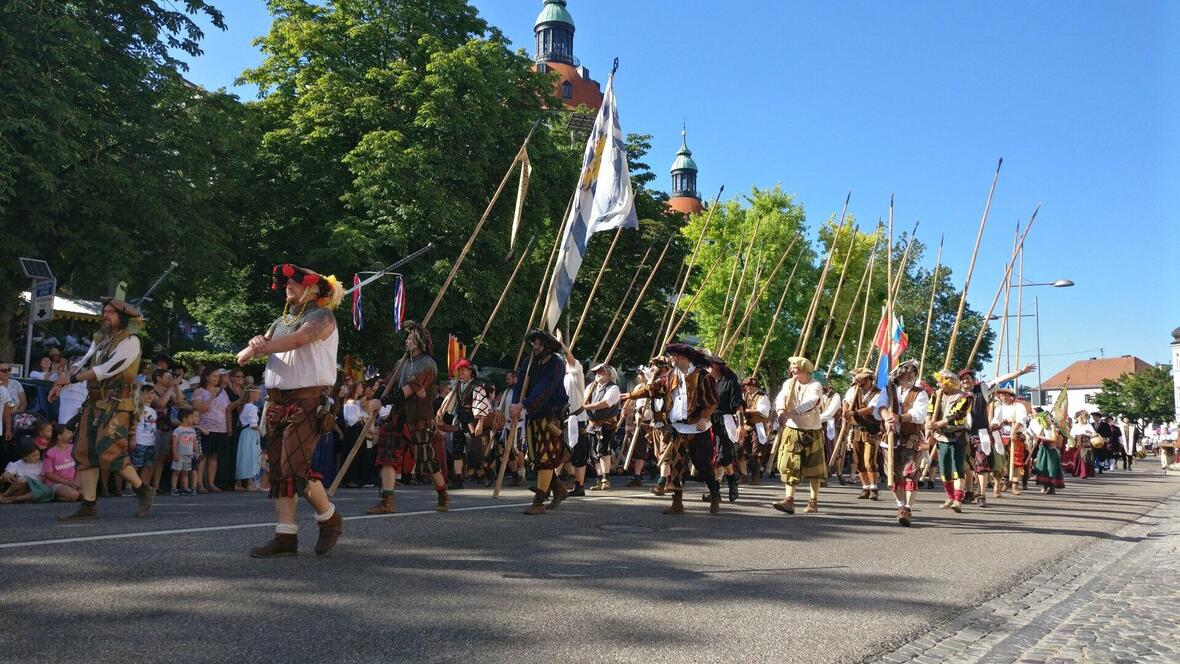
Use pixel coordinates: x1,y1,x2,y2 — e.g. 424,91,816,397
1037,355,1154,417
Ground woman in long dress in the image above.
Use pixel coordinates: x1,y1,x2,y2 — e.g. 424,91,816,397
1029,410,1064,493
1068,410,1097,479
235,387,262,491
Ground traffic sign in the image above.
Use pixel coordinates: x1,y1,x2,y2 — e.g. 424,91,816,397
32,278,55,323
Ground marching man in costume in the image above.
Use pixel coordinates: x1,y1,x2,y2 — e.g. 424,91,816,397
926,369,973,513
844,367,883,500
740,377,772,486
623,344,719,514
50,298,155,520
511,329,570,515
368,320,449,515
959,364,1035,506
637,357,675,496
772,356,826,515
706,355,743,503
236,265,343,557
878,359,928,526
989,385,1029,496
442,358,491,490
585,363,622,492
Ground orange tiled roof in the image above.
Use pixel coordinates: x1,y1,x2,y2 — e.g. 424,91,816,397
1038,355,1153,389
539,61,603,110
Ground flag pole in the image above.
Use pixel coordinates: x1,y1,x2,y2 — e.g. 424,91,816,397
885,194,896,486
570,226,625,351
593,243,654,361
604,236,674,365
469,235,535,361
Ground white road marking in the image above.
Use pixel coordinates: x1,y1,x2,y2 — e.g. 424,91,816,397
0,488,707,550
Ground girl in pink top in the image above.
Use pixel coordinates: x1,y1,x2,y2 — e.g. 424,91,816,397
41,425,80,502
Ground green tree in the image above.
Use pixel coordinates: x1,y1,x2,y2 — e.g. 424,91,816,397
0,0,249,361
1095,366,1174,422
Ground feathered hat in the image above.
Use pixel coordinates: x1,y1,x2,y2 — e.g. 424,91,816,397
272,264,344,310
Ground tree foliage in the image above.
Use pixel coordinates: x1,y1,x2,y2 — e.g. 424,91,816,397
1095,366,1174,423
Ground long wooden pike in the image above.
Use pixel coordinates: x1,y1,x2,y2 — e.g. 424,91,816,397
664,249,728,344
660,186,725,347
593,243,654,361
469,235,535,361
732,250,766,365
863,219,920,372
424,120,540,323
570,226,625,350
653,261,688,357
750,249,805,378
331,126,543,497
826,226,882,375
854,228,881,367
921,159,1004,498
884,195,896,485
718,238,745,344
1010,225,1025,483
796,193,852,357
604,235,674,365
994,223,1018,377
813,223,860,365
721,231,803,358
966,204,1038,367
719,215,765,350
917,234,944,380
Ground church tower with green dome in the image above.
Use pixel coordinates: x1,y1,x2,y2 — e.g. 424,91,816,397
668,126,704,215
532,1,603,110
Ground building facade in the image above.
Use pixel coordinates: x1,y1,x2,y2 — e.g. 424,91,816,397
533,0,603,111
1037,355,1154,416
1171,327,1180,421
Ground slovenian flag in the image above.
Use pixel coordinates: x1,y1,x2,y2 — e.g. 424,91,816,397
392,275,405,332
873,307,909,388
351,274,363,331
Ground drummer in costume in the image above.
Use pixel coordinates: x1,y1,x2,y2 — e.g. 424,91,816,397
585,363,622,492
510,329,570,515
844,367,883,501
989,385,1029,496
236,264,343,557
926,369,973,512
623,344,719,514
368,321,449,514
772,356,826,515
878,359,928,526
706,355,743,503
50,298,156,520
739,377,772,486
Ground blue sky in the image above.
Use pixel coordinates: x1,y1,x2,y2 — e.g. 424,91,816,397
178,0,1179,384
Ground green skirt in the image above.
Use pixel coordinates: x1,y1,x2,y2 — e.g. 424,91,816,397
776,427,826,486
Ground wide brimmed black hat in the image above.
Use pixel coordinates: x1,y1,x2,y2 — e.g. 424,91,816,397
664,343,711,368
525,328,562,354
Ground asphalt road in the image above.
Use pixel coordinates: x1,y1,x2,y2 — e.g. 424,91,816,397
0,467,1175,664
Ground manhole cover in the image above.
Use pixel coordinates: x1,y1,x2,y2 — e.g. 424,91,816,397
598,524,655,534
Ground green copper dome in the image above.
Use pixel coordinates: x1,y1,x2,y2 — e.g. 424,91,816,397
535,0,575,30
670,130,698,173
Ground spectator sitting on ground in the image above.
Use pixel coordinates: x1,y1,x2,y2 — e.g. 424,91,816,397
0,438,54,504
32,419,52,453
41,425,80,502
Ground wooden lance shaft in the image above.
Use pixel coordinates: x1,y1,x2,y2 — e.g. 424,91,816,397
965,205,1038,368
826,227,883,375
493,352,535,497
593,243,654,361
653,262,688,357
719,215,766,350
515,192,577,366
604,236,674,365
570,226,625,351
470,235,535,361
814,223,860,365
994,223,1018,377
664,250,728,344
750,252,804,379
796,205,851,358
718,238,746,346
722,231,803,358
916,234,944,380
884,195,896,486
660,187,725,347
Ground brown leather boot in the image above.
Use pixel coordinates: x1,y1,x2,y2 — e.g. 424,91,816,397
803,499,819,513
772,497,795,514
662,490,684,514
251,533,298,558
548,481,568,510
897,506,911,527
650,483,667,496
366,493,396,514
524,493,546,515
315,511,343,556
435,489,449,513
134,484,156,517
58,501,97,521
869,489,879,501
856,488,871,499
709,492,721,515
